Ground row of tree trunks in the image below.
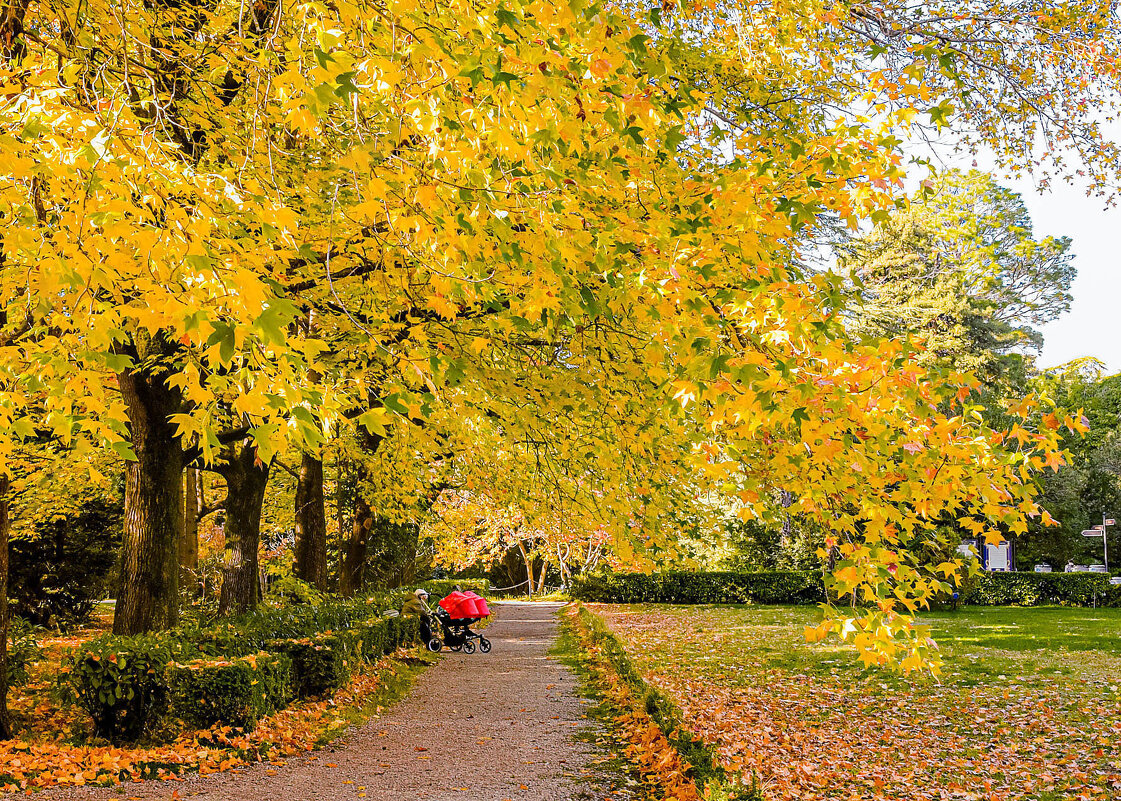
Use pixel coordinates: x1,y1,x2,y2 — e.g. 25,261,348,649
216,443,271,616
294,452,328,591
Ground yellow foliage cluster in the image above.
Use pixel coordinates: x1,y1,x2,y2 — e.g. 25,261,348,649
1,0,1118,662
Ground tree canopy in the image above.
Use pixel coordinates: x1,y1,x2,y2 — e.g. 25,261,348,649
1,0,1119,672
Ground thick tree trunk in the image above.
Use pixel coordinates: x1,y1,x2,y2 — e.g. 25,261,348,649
294,452,328,591
0,474,12,738
180,467,200,589
340,494,371,597
338,424,382,597
115,368,185,635
217,444,270,616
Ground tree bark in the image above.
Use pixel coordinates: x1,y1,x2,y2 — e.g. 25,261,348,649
537,555,548,594
338,424,382,597
340,494,372,597
114,367,185,635
294,452,328,591
517,540,534,599
180,467,200,590
217,444,270,616
0,473,12,738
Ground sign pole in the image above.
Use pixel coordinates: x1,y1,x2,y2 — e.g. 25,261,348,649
1104,515,1110,572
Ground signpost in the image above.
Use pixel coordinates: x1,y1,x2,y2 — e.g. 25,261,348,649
1081,515,1113,570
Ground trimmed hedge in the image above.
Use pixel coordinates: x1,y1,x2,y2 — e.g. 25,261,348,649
168,652,291,730
570,571,825,605
60,593,431,742
60,634,194,742
566,604,747,798
571,569,1121,609
269,633,357,699
960,571,1119,607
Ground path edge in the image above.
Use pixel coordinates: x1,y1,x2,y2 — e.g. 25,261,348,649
561,602,758,801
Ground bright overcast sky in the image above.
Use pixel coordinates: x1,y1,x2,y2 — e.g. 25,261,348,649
1004,176,1121,375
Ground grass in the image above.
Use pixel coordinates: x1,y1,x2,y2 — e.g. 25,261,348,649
549,613,657,801
590,603,1121,801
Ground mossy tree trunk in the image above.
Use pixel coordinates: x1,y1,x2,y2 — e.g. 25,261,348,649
217,443,271,616
294,452,328,591
114,366,184,635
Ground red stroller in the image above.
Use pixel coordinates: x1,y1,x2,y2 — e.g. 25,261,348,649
427,591,492,654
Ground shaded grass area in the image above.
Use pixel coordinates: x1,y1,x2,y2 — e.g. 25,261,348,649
591,603,1121,801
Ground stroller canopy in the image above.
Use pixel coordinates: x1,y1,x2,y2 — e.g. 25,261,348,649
439,591,490,619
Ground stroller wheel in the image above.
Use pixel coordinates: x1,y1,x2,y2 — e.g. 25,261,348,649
478,637,492,653
463,640,476,654
427,637,443,652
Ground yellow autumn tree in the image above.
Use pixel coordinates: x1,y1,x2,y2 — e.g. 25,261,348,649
0,0,1117,678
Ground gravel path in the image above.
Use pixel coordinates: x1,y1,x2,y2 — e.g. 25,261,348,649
39,601,602,801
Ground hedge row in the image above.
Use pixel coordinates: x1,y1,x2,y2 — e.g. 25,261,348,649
570,571,825,605
571,570,1121,609
566,604,750,799
961,571,1121,607
59,592,431,742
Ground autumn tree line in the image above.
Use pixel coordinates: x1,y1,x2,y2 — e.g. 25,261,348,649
2,0,1120,694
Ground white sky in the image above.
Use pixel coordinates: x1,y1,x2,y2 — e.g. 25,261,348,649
1003,176,1121,374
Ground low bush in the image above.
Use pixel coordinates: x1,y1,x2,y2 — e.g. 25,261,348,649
268,633,357,700
353,614,420,660
960,571,1114,606
168,652,290,730
565,604,744,798
59,633,195,742
570,571,825,605
7,617,42,687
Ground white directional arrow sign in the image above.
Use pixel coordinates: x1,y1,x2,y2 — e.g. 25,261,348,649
1082,529,1104,537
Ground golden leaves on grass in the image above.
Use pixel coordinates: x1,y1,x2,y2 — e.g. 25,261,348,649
565,607,703,801
599,606,1121,801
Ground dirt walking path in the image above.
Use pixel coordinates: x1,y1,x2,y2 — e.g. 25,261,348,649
40,601,601,801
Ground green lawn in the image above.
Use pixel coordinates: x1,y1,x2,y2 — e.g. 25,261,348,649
592,603,1121,801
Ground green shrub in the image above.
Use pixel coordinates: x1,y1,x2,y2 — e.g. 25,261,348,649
7,617,41,687
60,588,435,740
570,571,825,605
168,652,291,730
268,633,357,699
9,497,122,627
353,614,421,661
58,633,194,742
961,571,1113,606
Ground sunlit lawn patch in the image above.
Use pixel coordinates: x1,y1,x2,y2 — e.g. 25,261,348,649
591,603,1121,801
